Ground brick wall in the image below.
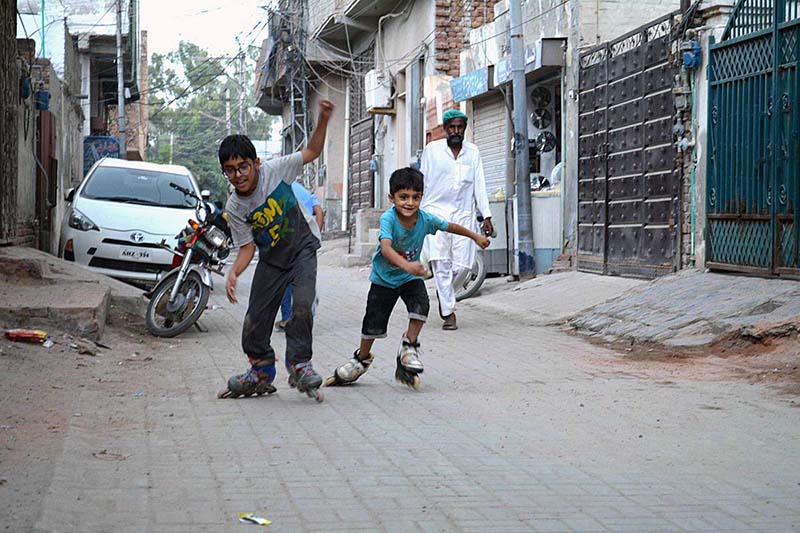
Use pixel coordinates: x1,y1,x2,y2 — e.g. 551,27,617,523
435,0,501,77
1,3,18,243
108,30,149,160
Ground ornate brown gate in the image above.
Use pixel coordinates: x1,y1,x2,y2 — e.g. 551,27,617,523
347,45,375,229
577,13,680,277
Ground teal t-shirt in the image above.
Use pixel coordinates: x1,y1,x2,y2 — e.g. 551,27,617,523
370,207,449,288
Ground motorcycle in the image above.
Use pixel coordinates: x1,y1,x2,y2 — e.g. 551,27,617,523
453,215,495,301
145,183,230,337
421,215,494,302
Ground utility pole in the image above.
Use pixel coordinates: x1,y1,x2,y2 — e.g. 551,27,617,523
41,0,45,57
225,86,232,135
169,132,174,164
238,45,246,134
115,0,127,159
510,0,535,278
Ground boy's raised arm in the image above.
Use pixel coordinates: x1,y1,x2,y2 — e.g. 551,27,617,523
447,222,490,249
301,100,335,164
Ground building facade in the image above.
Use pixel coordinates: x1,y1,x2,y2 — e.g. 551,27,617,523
8,0,144,252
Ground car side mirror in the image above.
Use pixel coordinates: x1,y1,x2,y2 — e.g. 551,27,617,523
65,188,75,203
201,190,211,200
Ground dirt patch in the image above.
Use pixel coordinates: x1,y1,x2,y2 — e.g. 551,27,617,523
572,327,800,396
0,318,161,531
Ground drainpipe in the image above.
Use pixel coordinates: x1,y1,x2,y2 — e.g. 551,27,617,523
341,84,351,231
116,0,127,159
41,0,46,57
689,70,697,267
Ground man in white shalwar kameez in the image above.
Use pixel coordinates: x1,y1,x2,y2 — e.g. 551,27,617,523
420,109,493,330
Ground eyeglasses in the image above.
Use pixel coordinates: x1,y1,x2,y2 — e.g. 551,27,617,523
222,161,252,178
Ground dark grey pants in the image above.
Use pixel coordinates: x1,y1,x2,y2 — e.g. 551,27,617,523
241,244,317,367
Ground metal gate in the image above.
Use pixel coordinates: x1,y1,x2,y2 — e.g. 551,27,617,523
707,0,800,277
348,117,374,225
347,45,375,229
577,12,680,278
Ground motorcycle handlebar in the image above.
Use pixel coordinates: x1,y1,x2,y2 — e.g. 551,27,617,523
169,182,210,218
169,182,193,196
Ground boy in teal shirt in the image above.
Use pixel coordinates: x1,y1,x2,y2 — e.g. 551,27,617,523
325,167,489,389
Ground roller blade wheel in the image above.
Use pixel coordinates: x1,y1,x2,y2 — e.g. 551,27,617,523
323,373,358,387
305,387,324,403
395,366,422,391
216,383,277,399
288,375,325,402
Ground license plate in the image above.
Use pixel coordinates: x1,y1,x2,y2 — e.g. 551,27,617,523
120,247,151,261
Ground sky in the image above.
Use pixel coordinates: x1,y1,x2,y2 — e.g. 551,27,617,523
140,0,269,57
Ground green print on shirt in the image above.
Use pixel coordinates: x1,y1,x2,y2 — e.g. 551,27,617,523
247,183,298,248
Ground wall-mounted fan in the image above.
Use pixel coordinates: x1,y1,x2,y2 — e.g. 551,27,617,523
535,131,557,153
530,108,551,129
530,86,551,108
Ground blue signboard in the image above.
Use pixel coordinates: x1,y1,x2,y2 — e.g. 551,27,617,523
494,58,512,86
84,136,121,175
450,67,489,102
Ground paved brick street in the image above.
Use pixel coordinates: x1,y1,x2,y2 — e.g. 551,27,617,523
31,260,800,532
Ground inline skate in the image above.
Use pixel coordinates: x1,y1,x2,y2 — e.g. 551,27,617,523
324,349,374,387
217,361,277,399
395,336,423,390
287,361,324,402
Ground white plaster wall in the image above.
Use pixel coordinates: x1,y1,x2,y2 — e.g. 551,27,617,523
578,0,682,48
16,103,37,226
308,73,348,231
692,2,737,268
378,0,436,209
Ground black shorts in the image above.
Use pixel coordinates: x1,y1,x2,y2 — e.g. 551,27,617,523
361,279,430,339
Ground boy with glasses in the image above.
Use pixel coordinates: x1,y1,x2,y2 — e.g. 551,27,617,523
217,100,334,402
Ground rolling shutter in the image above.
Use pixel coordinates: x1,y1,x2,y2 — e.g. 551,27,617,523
472,94,508,199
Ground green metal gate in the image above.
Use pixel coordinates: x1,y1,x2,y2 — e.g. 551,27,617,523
707,0,800,277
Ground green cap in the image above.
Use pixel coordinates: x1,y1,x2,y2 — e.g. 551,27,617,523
442,109,468,125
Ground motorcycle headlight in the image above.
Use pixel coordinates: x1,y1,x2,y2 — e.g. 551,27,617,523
68,208,100,232
204,226,226,248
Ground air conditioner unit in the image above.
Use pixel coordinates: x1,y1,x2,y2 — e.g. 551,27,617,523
365,69,394,115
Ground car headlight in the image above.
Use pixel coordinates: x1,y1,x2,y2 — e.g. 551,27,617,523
204,226,226,248
68,208,100,232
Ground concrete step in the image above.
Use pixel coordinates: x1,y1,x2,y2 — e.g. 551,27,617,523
0,247,148,341
0,283,110,341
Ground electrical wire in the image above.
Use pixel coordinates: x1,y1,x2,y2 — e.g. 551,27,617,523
150,20,268,118
465,0,569,49
69,1,117,37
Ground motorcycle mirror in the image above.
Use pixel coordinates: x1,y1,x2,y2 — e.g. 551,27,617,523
200,190,211,200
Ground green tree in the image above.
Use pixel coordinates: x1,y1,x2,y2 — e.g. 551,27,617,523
148,41,276,201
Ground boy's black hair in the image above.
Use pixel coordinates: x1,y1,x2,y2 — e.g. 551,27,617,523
389,167,424,195
218,134,257,166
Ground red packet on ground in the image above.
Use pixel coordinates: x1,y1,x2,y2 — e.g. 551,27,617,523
4,329,49,344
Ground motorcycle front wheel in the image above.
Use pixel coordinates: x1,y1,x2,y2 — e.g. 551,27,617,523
145,271,210,337
455,253,487,302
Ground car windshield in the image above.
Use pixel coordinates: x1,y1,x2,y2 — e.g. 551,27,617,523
81,166,196,208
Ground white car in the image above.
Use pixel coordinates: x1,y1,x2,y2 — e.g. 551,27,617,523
60,158,205,285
